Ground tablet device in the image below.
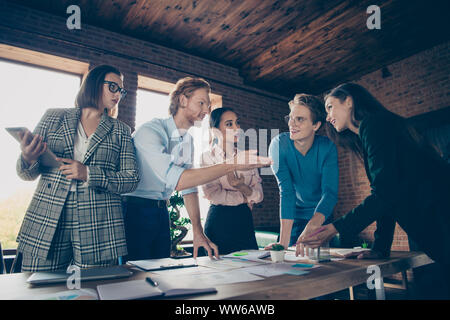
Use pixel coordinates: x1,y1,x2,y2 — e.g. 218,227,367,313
5,127,61,168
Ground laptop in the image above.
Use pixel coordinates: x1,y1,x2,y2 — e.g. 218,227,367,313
27,266,133,285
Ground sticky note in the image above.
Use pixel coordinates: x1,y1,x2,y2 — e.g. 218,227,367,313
233,252,248,256
284,270,309,276
292,263,314,268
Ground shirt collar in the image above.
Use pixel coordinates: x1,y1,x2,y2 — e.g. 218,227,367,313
166,116,189,141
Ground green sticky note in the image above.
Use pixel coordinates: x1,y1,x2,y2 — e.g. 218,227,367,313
233,252,248,256
285,270,309,276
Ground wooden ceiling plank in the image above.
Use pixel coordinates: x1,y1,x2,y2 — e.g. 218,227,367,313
255,0,449,84
244,0,380,80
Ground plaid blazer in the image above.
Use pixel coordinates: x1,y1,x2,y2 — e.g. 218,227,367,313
16,107,140,262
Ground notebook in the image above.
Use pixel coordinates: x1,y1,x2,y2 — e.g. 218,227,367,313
96,278,217,300
127,258,198,272
27,266,133,285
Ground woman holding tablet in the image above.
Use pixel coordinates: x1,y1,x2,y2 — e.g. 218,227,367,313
16,65,140,272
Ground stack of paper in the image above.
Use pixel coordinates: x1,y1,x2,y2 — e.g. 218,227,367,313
176,269,264,286
242,263,311,277
196,256,266,271
330,247,370,258
127,258,197,271
29,289,98,300
222,250,272,262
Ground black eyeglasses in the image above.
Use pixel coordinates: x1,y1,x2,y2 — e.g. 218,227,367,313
104,81,127,98
284,115,306,125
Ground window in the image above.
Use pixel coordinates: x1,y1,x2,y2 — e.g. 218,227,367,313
136,76,223,242
0,59,83,249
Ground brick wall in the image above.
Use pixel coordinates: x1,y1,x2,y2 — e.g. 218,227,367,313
331,40,450,251
0,0,288,229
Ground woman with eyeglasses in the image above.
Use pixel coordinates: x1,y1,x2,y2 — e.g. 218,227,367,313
200,107,264,254
298,83,450,297
16,65,140,271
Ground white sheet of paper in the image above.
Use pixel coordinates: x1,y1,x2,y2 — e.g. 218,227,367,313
222,250,271,262
242,263,311,277
127,257,197,271
151,264,214,276
178,269,264,286
284,252,315,262
196,256,266,270
330,248,370,257
29,288,98,300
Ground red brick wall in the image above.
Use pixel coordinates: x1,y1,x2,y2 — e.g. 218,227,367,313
331,40,450,251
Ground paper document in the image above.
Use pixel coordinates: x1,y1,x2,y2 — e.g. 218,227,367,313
127,258,198,271
178,269,264,286
222,250,272,262
28,289,98,300
330,247,370,258
242,263,311,277
196,256,265,271
284,252,317,263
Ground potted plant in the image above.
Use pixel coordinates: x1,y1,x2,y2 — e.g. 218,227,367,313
167,191,191,258
269,244,285,262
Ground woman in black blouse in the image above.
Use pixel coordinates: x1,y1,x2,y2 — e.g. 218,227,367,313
299,83,450,296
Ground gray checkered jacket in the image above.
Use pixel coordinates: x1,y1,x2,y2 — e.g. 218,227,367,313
16,107,140,262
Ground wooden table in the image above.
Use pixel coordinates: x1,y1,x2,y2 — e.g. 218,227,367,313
0,251,433,300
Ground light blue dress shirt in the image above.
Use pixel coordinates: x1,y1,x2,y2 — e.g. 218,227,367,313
269,133,339,220
125,117,198,200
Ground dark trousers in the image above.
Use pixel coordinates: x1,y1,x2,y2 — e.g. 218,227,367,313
408,237,450,299
123,196,171,261
205,203,258,255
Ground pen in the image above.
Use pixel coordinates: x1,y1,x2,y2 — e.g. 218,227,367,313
145,276,158,287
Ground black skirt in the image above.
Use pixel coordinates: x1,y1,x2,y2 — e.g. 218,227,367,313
204,203,258,255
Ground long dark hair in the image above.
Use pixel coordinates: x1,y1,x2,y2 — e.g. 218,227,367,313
75,65,122,111
324,83,441,160
208,107,237,148
209,107,235,129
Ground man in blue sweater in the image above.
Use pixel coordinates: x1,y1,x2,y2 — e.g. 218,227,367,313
266,94,338,256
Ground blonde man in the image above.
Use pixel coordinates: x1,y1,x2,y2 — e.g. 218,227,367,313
124,77,271,260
